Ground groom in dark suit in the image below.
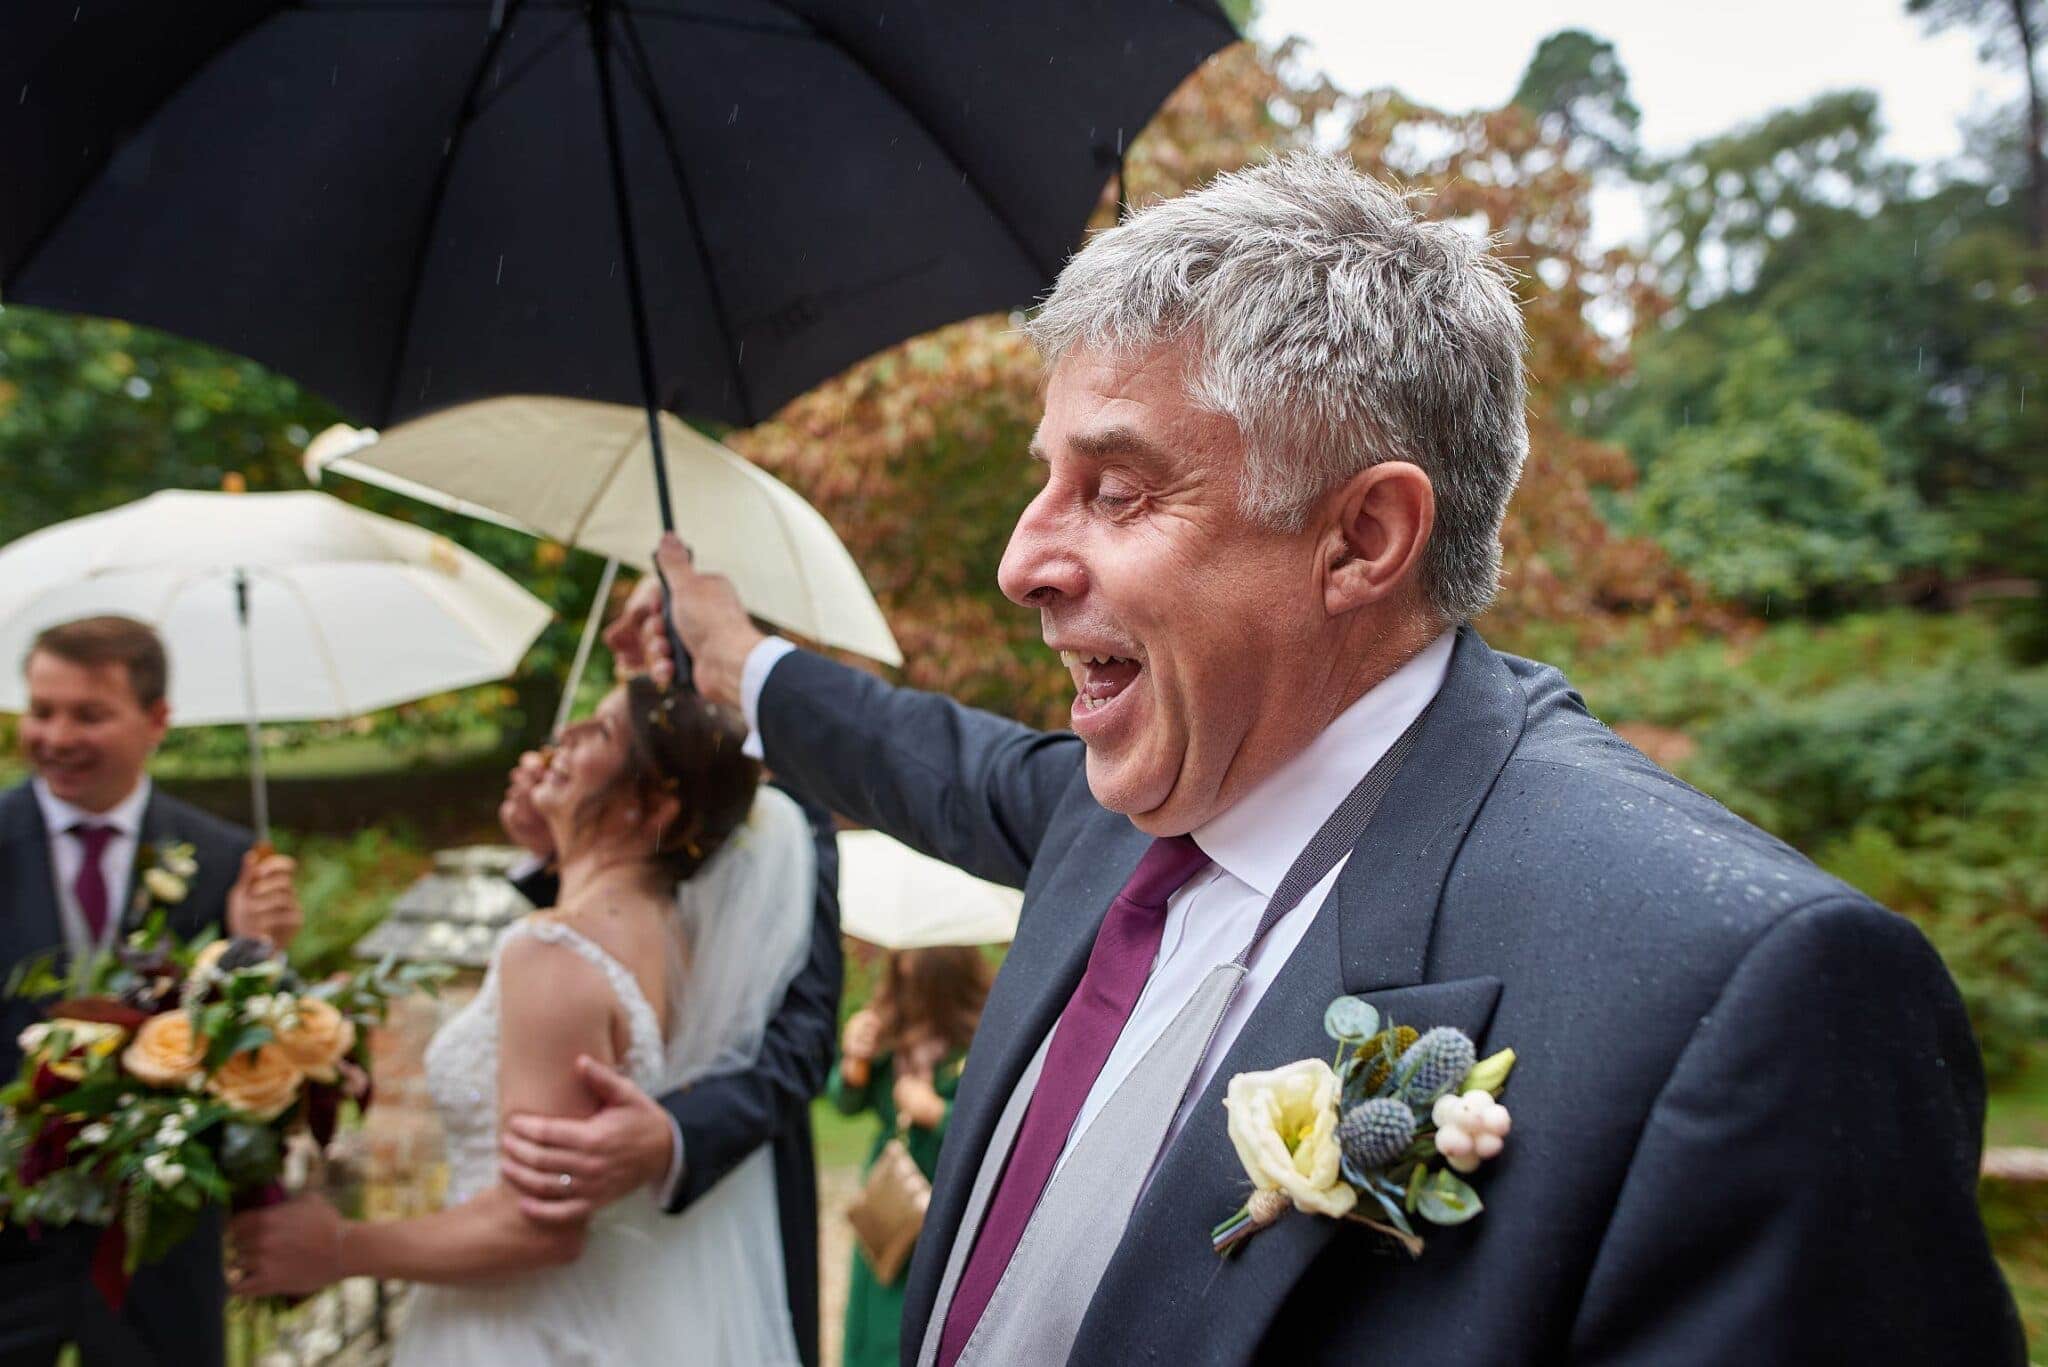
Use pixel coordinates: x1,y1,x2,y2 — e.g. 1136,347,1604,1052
636,154,2024,1364
0,616,302,1367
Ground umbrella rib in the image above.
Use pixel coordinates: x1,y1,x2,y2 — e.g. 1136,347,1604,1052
613,5,755,421
762,8,1055,283
468,9,584,123
267,569,357,720
375,1,530,423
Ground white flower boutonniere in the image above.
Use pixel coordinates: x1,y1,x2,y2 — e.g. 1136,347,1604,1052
1212,994,1516,1259
130,842,197,922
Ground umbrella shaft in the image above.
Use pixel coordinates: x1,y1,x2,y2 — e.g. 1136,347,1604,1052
233,571,271,842
590,0,675,535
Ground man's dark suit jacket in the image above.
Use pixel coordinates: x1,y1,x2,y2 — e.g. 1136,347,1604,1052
751,628,2025,1366
512,778,842,1367
0,781,249,1367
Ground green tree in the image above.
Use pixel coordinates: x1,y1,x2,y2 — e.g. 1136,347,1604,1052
1510,29,1642,172
1631,322,1949,606
1907,0,2046,251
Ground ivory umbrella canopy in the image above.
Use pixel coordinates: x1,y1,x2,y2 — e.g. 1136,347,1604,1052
303,396,902,666
0,490,553,836
836,830,1023,950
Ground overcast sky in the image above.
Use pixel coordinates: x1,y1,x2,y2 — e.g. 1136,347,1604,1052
1251,1,2020,245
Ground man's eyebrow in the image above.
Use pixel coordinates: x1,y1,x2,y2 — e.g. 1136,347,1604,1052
1028,426,1170,465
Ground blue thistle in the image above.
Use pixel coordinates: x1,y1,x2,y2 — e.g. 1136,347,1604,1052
1337,1097,1416,1175
1399,1027,1477,1105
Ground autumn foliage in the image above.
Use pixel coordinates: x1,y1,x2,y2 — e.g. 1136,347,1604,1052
730,42,1717,728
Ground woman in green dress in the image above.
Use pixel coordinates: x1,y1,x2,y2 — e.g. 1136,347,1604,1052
830,945,990,1367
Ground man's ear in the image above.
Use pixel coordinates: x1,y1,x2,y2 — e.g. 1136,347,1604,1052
144,698,171,750
1322,461,1434,618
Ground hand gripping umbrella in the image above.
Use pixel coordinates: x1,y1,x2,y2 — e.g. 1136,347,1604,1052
3,0,1237,673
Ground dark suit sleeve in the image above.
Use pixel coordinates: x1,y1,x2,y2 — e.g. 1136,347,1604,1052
659,780,843,1215
1569,897,2027,1365
754,648,1083,890
509,864,560,910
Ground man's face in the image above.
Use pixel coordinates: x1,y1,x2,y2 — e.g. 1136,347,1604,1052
20,652,168,813
998,343,1333,835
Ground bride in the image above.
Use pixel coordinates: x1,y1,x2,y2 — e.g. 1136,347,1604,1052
230,676,811,1365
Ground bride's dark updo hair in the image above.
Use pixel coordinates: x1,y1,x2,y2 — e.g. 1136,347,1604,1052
617,674,761,882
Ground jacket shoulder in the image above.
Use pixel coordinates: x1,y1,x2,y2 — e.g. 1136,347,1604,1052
1456,650,1878,960
148,790,255,857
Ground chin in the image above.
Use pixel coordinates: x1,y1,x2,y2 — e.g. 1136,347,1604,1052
1083,750,1179,829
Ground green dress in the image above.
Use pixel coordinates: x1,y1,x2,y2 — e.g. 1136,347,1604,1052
829,1048,964,1367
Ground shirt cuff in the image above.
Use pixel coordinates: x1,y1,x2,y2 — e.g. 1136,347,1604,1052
660,1112,687,1205
738,637,798,761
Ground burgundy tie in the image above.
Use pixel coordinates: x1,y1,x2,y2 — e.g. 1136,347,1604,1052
937,834,1212,1366
69,823,118,945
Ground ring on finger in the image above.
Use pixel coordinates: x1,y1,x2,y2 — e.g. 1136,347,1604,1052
558,1172,573,1192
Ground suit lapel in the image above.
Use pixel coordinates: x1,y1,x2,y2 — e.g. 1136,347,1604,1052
1,783,65,965
124,789,175,934
1075,628,1529,1365
904,811,1152,1330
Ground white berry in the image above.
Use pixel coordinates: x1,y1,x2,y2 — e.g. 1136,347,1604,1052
1474,1132,1504,1159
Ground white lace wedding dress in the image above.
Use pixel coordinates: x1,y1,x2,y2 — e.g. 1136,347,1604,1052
392,790,814,1366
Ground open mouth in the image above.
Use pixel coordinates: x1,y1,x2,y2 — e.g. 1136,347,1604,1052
1059,649,1143,718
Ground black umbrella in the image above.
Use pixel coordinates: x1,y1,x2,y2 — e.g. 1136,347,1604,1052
3,1,1236,511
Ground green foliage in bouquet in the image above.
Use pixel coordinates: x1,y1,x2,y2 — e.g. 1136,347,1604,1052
0,917,448,1291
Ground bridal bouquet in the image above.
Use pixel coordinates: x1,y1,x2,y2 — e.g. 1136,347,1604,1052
0,916,448,1306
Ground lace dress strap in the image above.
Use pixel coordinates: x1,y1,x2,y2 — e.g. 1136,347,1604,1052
499,917,666,1088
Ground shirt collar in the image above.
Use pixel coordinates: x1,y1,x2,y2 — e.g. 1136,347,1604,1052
32,774,153,842
1192,631,1454,898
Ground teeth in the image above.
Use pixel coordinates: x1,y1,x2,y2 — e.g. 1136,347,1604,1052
1059,650,1078,668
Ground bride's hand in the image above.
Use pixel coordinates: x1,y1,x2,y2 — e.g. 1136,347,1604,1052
229,1195,346,1298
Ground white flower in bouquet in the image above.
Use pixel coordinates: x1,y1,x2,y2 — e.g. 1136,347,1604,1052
141,1151,186,1189
242,993,302,1032
78,1122,113,1147
140,868,188,905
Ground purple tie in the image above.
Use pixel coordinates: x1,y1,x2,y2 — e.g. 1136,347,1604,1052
937,834,1212,1367
69,823,118,945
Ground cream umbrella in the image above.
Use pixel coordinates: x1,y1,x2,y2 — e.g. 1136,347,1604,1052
0,490,553,837
836,831,1023,950
304,397,902,667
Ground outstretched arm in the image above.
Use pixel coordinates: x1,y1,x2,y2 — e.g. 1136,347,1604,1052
647,534,1082,888
1568,898,2026,1365
233,935,607,1292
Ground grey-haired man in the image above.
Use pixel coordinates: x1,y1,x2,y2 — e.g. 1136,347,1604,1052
630,155,2022,1365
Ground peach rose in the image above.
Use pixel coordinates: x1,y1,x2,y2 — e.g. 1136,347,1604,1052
122,1013,208,1089
206,1044,303,1120
273,998,356,1082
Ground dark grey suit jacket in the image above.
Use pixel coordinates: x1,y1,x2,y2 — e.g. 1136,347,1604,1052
1,780,249,1366
753,628,2025,1366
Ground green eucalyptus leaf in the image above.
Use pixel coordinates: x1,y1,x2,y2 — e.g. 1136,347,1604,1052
1323,996,1378,1043
1415,1169,1484,1226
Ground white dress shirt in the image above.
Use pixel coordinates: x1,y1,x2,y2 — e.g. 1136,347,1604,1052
32,775,153,959
739,630,1454,1173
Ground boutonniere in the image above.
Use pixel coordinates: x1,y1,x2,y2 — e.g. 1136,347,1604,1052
130,842,198,920
1211,994,1515,1259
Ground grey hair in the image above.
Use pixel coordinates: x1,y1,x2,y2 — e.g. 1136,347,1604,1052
1027,153,1529,623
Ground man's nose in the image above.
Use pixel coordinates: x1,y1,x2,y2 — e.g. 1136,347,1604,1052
997,488,1087,609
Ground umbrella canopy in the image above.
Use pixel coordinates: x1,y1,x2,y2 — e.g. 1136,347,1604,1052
837,830,1022,949
0,490,552,725
2,1,1237,430
305,396,902,665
